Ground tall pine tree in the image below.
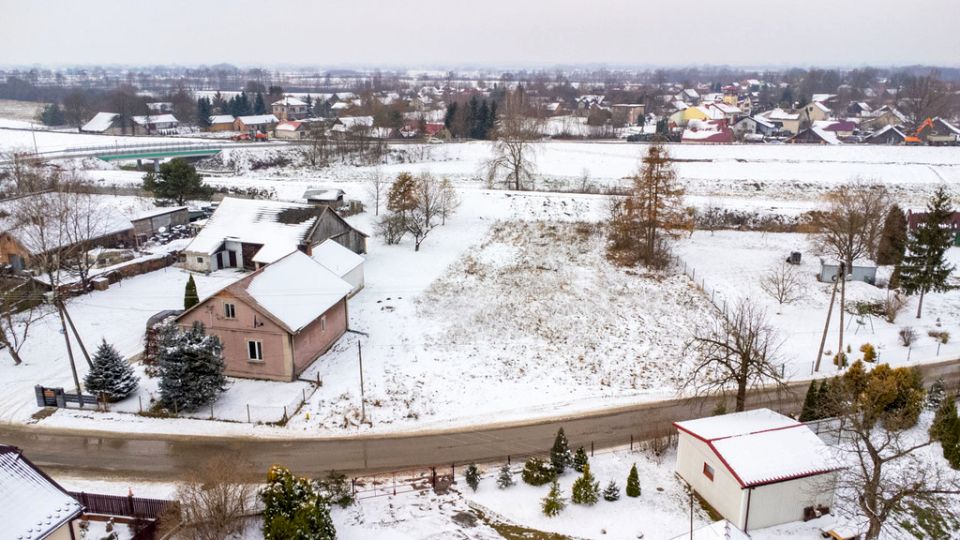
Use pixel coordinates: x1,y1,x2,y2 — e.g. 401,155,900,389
876,205,908,266
799,380,820,422
158,321,227,411
184,274,199,309
625,463,641,497
550,427,574,474
899,187,955,318
254,92,267,115
84,339,139,402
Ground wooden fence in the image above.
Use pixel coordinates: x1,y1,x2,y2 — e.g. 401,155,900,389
35,385,98,408
70,491,175,520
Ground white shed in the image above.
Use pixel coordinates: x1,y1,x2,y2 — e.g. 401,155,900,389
674,409,839,532
311,238,364,297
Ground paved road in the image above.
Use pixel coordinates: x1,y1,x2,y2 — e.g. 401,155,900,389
3,358,958,481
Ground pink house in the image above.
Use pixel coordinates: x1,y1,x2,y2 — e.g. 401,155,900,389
176,250,352,381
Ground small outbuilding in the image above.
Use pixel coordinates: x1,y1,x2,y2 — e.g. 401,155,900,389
818,258,877,284
674,409,839,532
311,238,364,297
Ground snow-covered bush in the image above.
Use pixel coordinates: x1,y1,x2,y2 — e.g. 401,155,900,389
84,339,139,402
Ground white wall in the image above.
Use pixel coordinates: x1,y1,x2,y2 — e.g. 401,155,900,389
343,264,364,297
745,472,837,531
675,432,747,528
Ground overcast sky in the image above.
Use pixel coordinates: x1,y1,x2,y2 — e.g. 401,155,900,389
2,0,958,68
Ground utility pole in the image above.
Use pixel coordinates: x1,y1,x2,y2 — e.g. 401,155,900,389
56,300,83,407
358,340,366,424
838,262,846,367
814,264,842,373
62,304,92,368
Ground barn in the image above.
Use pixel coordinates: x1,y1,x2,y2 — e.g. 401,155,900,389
673,409,839,532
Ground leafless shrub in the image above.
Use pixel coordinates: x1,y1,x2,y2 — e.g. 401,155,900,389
759,263,806,313
899,327,918,347
883,292,907,323
175,457,255,540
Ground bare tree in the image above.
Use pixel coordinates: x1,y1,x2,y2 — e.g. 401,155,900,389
699,200,724,236
437,177,459,226
809,180,890,272
898,70,951,128
0,152,52,195
175,456,255,540
0,279,49,365
759,263,806,313
300,124,330,168
367,169,387,216
485,90,542,190
404,173,447,251
682,299,785,412
60,189,112,290
822,367,960,540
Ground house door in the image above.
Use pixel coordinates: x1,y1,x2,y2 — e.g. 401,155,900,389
228,250,238,268
215,252,224,270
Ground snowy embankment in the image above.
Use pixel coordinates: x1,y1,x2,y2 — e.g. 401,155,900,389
675,231,960,379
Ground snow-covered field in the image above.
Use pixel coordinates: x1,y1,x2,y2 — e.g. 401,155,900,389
674,231,960,379
292,220,713,432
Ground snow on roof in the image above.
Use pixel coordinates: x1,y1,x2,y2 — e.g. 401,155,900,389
868,124,907,140
209,114,235,124
669,520,750,540
749,115,775,129
675,408,797,440
811,93,836,103
0,193,157,255
672,100,689,111
0,446,83,540
675,409,838,488
274,96,306,107
81,112,118,132
132,114,178,125
236,114,279,125
813,120,856,132
935,117,960,135
330,101,351,110
311,238,363,277
766,108,800,121
184,197,319,257
303,188,344,201
337,115,374,128
813,102,831,113
809,127,841,145
275,120,303,131
694,105,726,120
710,103,741,114
244,250,351,332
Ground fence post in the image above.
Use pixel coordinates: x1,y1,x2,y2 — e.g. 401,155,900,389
247,404,251,423
34,385,44,407
393,474,396,496
210,402,214,419
302,388,307,404
55,388,66,408
283,405,288,422
351,478,357,495
138,395,143,413
451,463,456,482
507,455,511,466
128,494,135,516
431,467,437,488
630,434,633,451
591,441,594,457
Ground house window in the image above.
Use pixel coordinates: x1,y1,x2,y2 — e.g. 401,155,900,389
223,303,236,319
702,462,715,481
197,257,204,263
247,340,263,362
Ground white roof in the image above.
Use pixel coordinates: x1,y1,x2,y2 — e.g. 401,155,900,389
330,101,351,110
245,250,351,332
132,114,178,125
209,114,235,124
869,124,906,140
812,102,831,113
670,520,750,540
766,108,800,121
274,96,306,107
236,114,279,125
811,93,836,103
311,238,363,277
81,111,118,132
676,409,838,487
0,447,83,540
337,115,374,128
304,188,344,201
185,197,319,259
810,126,841,145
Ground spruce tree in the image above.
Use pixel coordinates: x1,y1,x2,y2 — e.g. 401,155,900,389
143,158,213,205
899,186,955,318
261,465,336,540
927,378,947,411
521,457,555,486
931,395,958,441
84,339,139,402
571,464,600,505
816,379,833,419
876,205,908,266
496,464,515,489
625,463,641,497
541,479,566,517
184,274,199,309
550,428,574,474
158,322,227,411
573,446,589,473
602,480,620,502
464,463,480,492
196,97,212,128
254,92,267,115
799,380,819,422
